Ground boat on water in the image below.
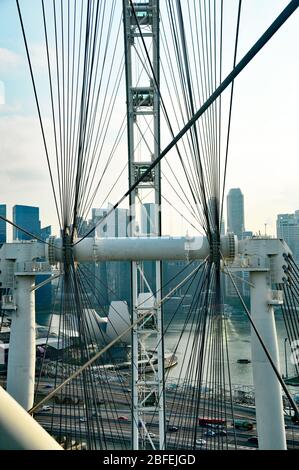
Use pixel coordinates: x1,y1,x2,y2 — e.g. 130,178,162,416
93,351,178,373
284,376,299,386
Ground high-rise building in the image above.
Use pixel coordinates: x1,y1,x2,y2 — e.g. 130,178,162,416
13,205,41,241
242,230,253,239
140,203,159,237
0,204,6,246
225,189,246,301
277,211,299,261
92,203,129,238
140,203,159,293
91,204,131,304
227,188,244,240
11,205,52,312
40,225,51,241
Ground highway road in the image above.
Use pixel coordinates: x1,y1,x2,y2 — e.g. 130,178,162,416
33,377,299,450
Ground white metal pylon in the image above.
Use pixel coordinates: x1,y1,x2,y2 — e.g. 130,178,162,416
123,0,165,449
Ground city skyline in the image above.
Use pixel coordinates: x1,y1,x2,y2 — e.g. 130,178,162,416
2,193,299,243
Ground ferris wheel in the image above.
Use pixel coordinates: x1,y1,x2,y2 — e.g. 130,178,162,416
0,0,299,452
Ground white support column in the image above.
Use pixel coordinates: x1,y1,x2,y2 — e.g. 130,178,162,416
156,260,165,449
7,275,36,410
0,386,62,450
132,261,139,450
250,271,287,450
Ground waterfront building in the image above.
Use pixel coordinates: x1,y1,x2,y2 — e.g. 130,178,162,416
0,204,6,246
226,189,246,301
277,211,299,262
13,205,41,241
91,204,131,305
40,225,51,241
227,188,244,240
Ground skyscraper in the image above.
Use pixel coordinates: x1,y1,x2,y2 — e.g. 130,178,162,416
140,203,159,236
277,211,299,262
13,205,41,241
207,197,225,234
92,204,129,238
40,225,51,241
227,188,244,240
91,204,131,304
225,189,246,301
0,204,6,246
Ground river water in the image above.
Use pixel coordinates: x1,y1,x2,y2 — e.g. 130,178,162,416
37,307,297,389
162,311,295,387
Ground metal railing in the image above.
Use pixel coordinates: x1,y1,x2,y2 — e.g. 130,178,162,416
15,262,52,274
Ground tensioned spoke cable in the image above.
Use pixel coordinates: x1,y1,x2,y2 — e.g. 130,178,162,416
78,121,127,230
222,254,299,418
220,0,242,226
12,0,299,450
164,2,210,228
29,259,206,415
76,56,125,220
41,0,63,228
75,7,121,218
16,0,62,230
133,0,209,233
74,266,130,448
161,191,203,234
174,0,211,233
77,0,299,245
66,0,85,226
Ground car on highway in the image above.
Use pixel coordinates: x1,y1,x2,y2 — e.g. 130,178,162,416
204,430,216,437
41,405,52,412
198,417,226,426
43,384,54,389
247,436,258,445
206,423,223,429
79,417,87,422
167,426,179,433
232,419,253,430
196,438,207,447
118,416,129,421
148,432,156,438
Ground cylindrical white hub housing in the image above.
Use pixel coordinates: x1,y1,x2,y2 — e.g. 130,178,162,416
48,234,237,264
74,236,210,262
6,275,36,410
250,271,287,450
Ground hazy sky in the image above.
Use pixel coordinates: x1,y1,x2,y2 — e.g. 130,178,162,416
0,0,299,239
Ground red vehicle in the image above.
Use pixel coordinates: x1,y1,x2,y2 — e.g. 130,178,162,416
198,417,226,426
118,416,129,421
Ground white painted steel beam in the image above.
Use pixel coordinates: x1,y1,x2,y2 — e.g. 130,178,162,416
0,386,62,450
